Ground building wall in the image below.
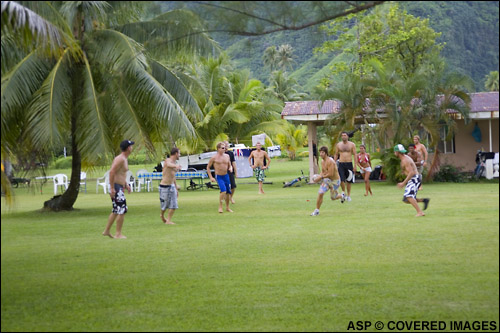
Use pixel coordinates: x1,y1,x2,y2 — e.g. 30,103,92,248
433,118,499,171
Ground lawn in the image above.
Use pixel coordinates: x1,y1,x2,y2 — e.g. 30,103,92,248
1,159,499,332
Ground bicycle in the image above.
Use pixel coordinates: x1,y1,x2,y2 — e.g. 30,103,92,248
474,150,486,180
186,178,205,190
283,170,309,188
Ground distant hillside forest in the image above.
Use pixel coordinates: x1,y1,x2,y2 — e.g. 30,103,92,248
192,1,499,93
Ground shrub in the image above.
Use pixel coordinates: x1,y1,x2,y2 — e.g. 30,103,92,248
53,157,72,169
433,164,468,183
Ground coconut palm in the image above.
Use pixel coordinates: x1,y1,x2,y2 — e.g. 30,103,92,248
484,71,499,92
262,46,279,73
1,1,217,210
267,70,308,102
275,122,307,160
176,56,285,153
320,71,380,149
276,44,295,72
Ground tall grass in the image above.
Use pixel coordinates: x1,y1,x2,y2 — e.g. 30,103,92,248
1,159,499,331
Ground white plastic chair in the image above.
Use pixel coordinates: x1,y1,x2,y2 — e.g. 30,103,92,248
53,173,68,195
136,169,152,192
79,171,87,193
126,170,135,192
96,170,110,194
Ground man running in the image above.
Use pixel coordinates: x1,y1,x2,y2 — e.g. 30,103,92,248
394,144,430,217
311,146,342,216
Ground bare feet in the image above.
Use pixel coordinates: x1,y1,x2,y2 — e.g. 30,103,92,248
102,232,114,238
164,221,175,225
226,208,233,213
161,215,167,223
218,207,223,213
259,191,265,195
114,234,127,239
231,198,236,204
364,193,368,196
416,212,425,217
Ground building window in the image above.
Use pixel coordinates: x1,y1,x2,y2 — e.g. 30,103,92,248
437,126,455,154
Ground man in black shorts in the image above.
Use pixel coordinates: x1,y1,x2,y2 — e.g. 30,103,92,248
224,141,237,204
334,132,357,202
103,140,134,239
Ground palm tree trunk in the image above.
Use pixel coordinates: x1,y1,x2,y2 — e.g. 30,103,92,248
43,109,81,211
43,63,83,211
426,145,441,182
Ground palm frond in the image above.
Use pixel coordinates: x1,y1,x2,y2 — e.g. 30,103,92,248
26,48,72,148
1,1,77,57
1,50,52,123
75,53,111,161
150,60,203,123
125,69,197,140
117,9,220,58
90,29,147,74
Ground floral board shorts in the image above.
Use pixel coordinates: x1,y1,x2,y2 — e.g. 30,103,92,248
111,184,128,215
318,178,340,195
254,167,266,182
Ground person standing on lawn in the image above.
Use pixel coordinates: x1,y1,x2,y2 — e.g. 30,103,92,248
334,131,357,202
224,141,237,204
207,142,233,213
159,147,182,224
103,140,134,239
248,142,271,194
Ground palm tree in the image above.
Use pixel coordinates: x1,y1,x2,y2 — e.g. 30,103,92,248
366,58,472,181
262,46,279,73
176,56,285,152
320,71,381,149
276,44,295,72
267,70,308,102
484,71,499,92
1,1,217,210
275,122,307,160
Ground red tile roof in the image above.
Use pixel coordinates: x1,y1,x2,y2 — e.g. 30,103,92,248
282,92,499,116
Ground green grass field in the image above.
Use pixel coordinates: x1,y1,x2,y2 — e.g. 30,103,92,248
1,159,499,332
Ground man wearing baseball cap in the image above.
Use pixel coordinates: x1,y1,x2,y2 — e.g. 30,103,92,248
394,144,430,217
103,140,135,238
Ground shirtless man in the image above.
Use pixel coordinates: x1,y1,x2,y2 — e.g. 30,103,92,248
224,141,237,204
408,144,424,175
413,136,428,168
394,144,430,217
310,146,342,216
160,147,182,224
103,140,134,239
248,142,271,194
413,136,428,190
334,132,357,202
207,142,233,213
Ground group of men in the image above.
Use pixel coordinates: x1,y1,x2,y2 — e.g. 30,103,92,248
103,135,431,238
310,133,430,218
103,140,271,238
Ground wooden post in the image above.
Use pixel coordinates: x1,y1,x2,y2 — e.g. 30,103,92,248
308,122,317,181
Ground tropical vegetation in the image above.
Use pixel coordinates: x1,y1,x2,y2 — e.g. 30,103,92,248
1,1,217,210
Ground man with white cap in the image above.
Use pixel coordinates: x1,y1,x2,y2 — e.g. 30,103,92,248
394,144,430,217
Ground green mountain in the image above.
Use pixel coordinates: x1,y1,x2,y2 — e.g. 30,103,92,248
222,1,499,92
